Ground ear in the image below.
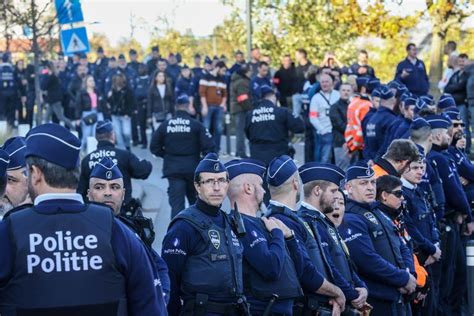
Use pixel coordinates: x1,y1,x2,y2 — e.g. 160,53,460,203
344,182,352,194
243,183,253,195
381,191,389,201
313,185,321,197
30,165,43,186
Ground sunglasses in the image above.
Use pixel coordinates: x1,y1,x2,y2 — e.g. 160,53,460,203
453,123,466,128
388,190,403,198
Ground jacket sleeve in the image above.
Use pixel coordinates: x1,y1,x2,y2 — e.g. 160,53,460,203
339,216,410,288
309,96,324,133
149,124,166,158
404,206,436,255
199,125,216,154
128,152,153,179
444,73,468,94
329,103,346,134
286,110,305,133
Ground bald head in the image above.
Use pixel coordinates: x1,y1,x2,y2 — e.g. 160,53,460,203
228,173,265,215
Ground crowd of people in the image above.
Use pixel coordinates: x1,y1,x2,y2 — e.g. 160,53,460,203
0,39,473,316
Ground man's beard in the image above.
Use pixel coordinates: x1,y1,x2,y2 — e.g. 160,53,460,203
0,197,14,215
321,194,334,214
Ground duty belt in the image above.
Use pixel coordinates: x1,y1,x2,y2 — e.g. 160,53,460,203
183,294,250,316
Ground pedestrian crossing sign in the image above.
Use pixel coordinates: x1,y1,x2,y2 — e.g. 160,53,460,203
60,27,90,56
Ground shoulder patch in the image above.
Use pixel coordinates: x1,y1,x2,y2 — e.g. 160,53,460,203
208,229,221,249
328,227,338,243
364,212,378,225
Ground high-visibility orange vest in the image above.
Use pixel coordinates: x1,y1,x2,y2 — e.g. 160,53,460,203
372,164,389,178
345,96,372,152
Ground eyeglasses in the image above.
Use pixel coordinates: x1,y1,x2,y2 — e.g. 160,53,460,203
453,123,465,128
387,190,403,198
199,177,229,187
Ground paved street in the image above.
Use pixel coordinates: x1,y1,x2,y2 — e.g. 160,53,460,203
130,132,305,253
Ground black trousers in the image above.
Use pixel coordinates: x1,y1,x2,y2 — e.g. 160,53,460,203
132,102,148,145
368,297,410,316
0,93,17,126
167,175,197,219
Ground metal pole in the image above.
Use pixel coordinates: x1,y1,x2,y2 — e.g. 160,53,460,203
245,0,252,61
467,240,474,314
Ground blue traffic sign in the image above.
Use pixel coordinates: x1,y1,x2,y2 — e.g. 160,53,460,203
60,27,90,55
55,0,84,24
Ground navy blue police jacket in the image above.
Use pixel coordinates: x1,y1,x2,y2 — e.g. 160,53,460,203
134,75,151,104
240,214,303,315
297,203,362,302
77,140,152,203
245,99,304,165
417,150,446,221
265,201,326,297
428,144,472,221
364,106,397,159
395,58,429,96
0,195,166,315
150,110,216,177
175,77,194,98
0,62,18,96
339,199,412,302
161,198,244,315
250,75,272,101
401,179,439,257
385,116,410,149
299,202,366,296
448,146,474,205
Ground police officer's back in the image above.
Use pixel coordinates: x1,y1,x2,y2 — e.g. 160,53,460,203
225,158,303,315
161,153,247,315
245,85,304,165
0,53,19,126
0,123,164,315
77,120,152,203
150,94,215,218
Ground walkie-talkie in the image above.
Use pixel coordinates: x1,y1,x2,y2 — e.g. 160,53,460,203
231,202,246,238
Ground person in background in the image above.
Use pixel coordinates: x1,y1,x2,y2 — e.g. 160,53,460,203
292,48,312,118
274,54,296,109
395,43,430,96
250,61,272,102
250,47,261,76
199,61,228,153
146,45,161,75
330,83,353,169
148,70,174,130
41,61,76,130
175,65,195,113
348,50,376,78
107,73,135,150
75,75,104,149
230,63,252,158
309,73,340,163
133,64,151,148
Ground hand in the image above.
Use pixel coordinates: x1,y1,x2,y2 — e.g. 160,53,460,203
272,218,293,238
21,96,27,104
334,291,346,311
188,105,196,116
358,67,368,75
433,246,442,261
424,255,436,266
416,292,427,302
147,118,152,125
404,273,417,294
107,91,112,98
398,287,408,294
351,287,368,309
457,137,466,150
329,299,342,316
261,217,281,233
220,103,227,113
454,213,465,225
201,105,208,117
464,222,474,236
75,120,81,127
460,176,469,186
401,69,410,78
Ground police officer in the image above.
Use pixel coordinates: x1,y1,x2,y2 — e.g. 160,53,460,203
87,156,170,304
0,123,165,315
150,95,215,218
146,46,161,75
175,65,195,109
390,96,417,141
364,85,397,159
93,46,109,95
77,120,152,204
0,53,19,128
162,153,248,315
132,63,150,148
245,85,304,165
0,137,31,215
0,149,10,199
265,155,346,315
400,153,441,315
128,49,141,74
225,158,303,315
298,162,369,314
339,162,417,316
